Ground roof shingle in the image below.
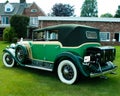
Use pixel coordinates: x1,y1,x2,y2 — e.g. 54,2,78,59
0,3,31,15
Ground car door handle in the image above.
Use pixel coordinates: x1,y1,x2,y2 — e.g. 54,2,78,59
56,46,60,48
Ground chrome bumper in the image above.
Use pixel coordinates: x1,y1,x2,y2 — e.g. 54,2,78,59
90,66,117,78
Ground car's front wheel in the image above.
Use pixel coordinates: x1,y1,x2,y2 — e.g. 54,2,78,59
57,60,78,85
3,52,15,67
15,45,27,63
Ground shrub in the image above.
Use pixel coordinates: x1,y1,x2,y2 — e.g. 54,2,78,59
3,27,17,42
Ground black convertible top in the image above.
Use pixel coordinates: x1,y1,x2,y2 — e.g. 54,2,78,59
34,24,97,32
34,24,100,46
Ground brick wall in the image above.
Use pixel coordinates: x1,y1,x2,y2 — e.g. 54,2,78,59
23,2,45,17
39,21,120,32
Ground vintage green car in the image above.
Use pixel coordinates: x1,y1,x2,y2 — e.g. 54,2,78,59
2,24,117,84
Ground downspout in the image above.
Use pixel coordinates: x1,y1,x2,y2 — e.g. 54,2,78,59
40,20,43,28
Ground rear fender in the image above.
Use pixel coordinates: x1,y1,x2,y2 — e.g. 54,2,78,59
54,52,89,77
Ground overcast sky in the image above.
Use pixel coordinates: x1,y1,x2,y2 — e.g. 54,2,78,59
0,0,120,16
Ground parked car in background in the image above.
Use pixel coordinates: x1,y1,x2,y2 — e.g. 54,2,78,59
2,24,117,84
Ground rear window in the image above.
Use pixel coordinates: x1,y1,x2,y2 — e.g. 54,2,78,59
86,31,97,39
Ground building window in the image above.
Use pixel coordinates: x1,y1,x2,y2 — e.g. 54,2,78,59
114,32,120,42
100,32,110,41
31,9,37,12
6,8,11,12
30,17,38,26
1,16,9,24
5,3,14,12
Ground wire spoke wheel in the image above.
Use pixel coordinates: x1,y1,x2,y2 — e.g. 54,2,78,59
15,45,27,63
3,52,15,67
62,64,74,80
57,60,78,85
16,48,24,61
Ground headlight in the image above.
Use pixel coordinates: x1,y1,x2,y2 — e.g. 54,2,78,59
10,43,16,48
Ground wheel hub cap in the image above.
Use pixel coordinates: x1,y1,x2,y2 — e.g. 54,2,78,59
62,65,74,80
63,68,69,75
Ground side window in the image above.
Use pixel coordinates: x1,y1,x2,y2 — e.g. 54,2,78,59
33,30,58,41
50,32,58,40
100,32,110,41
33,32,44,41
86,31,97,39
44,30,58,41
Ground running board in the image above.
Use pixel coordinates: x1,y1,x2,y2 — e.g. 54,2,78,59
25,65,53,71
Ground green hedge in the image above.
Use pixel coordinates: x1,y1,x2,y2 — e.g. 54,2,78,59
3,27,18,43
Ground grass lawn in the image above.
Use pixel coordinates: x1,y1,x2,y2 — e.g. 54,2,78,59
0,41,120,96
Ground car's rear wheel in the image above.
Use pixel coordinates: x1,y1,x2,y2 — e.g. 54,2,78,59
57,60,78,85
3,52,15,67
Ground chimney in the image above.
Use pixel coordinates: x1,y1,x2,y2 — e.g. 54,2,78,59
20,0,26,3
5,0,9,4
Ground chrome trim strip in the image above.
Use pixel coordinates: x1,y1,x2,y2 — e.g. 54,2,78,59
25,65,53,71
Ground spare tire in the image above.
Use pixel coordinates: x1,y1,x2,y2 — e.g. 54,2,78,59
15,45,28,63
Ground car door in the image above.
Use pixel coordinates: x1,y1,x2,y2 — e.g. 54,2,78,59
44,41,60,62
30,42,45,61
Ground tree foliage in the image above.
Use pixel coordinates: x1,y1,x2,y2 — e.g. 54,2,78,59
100,13,113,18
10,15,29,38
80,0,98,17
51,3,74,16
114,5,120,18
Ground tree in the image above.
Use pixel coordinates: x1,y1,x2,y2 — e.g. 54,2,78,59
114,5,120,18
80,0,98,17
10,15,29,38
101,13,113,18
51,3,74,16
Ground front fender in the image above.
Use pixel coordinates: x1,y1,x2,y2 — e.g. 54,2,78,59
3,48,15,57
3,48,25,67
55,51,89,77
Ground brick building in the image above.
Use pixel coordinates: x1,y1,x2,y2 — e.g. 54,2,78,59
0,0,45,39
0,1,120,45
38,16,120,45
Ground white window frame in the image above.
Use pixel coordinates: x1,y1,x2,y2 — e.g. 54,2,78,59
30,17,38,26
114,32,120,42
100,32,110,42
5,3,14,12
31,9,37,12
1,16,9,24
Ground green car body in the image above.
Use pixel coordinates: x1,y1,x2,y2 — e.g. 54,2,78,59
2,24,117,84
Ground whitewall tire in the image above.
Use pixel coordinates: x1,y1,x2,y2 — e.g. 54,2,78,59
57,60,78,85
3,52,15,67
